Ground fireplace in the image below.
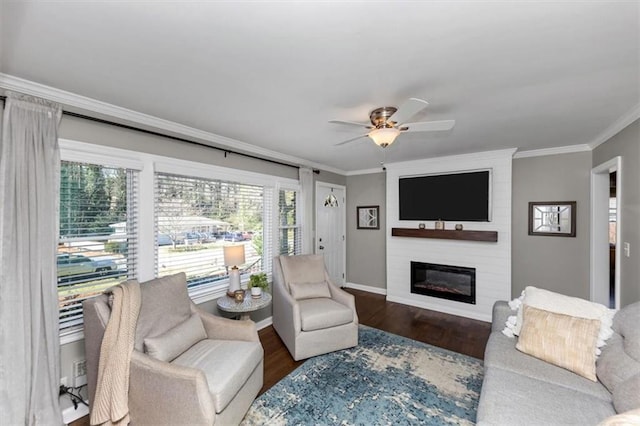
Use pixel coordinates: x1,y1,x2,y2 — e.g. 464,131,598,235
411,262,476,304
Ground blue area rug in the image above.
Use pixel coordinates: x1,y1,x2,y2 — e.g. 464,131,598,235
242,325,483,425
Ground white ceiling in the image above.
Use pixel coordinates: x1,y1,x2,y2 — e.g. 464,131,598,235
1,1,639,173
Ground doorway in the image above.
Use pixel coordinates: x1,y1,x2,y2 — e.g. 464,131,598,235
608,172,617,307
315,182,346,286
591,157,621,308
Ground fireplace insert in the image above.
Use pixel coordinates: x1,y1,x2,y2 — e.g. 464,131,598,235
411,261,476,304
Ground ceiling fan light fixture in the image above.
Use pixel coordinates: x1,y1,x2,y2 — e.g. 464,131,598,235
368,127,401,148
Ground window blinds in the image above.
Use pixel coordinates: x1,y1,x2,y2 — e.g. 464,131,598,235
58,161,138,334
278,189,301,256
155,173,272,291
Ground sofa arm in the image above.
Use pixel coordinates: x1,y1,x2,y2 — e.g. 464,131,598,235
193,304,259,342
128,351,215,425
492,301,516,332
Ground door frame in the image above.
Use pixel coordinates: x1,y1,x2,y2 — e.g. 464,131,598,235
590,156,622,308
314,181,347,284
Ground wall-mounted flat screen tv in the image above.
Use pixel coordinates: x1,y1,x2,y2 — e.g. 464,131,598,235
399,170,491,221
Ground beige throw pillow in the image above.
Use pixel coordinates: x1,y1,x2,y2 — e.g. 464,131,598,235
144,313,207,362
516,305,600,381
513,287,615,356
289,281,331,300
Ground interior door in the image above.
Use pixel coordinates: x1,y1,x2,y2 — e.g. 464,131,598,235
315,182,346,286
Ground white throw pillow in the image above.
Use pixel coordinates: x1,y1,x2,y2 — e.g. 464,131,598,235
289,281,332,300
144,313,207,362
503,286,616,356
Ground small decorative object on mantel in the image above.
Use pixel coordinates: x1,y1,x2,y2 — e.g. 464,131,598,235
234,289,245,303
455,224,464,231
418,223,426,229
435,219,445,230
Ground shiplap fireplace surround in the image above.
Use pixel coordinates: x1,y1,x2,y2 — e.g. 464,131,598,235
385,149,515,322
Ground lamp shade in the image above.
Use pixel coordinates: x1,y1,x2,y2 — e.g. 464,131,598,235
223,244,245,267
368,127,401,148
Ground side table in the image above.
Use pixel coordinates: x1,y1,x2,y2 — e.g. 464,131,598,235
217,290,272,320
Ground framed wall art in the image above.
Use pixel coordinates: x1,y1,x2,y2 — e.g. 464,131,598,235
357,205,380,230
528,201,576,237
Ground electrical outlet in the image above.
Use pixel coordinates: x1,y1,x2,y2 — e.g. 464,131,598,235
73,359,87,378
73,359,87,387
624,242,631,257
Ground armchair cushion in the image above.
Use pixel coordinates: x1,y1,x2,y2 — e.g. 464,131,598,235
289,281,331,300
280,254,326,292
299,298,354,332
134,273,191,352
172,339,263,413
144,313,207,362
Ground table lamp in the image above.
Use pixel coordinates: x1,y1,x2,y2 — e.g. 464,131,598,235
224,244,245,296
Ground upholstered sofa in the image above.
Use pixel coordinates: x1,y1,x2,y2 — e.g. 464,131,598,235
477,300,640,425
83,273,264,425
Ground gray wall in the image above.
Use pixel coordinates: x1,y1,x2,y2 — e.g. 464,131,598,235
593,119,640,307
313,169,347,187
59,115,299,180
511,151,592,299
345,172,386,289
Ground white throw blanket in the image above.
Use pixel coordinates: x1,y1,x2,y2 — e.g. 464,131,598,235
90,281,141,426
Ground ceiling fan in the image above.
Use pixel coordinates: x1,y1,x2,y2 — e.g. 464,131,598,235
330,98,455,148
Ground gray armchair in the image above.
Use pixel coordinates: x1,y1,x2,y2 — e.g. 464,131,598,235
83,273,263,425
272,254,358,361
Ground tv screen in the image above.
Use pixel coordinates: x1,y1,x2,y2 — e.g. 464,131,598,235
399,170,490,221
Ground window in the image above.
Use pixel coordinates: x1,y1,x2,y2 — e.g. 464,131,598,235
278,188,301,255
57,139,299,341
155,173,272,292
58,161,138,335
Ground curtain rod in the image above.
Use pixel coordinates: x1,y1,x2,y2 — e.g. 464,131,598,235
1,95,320,173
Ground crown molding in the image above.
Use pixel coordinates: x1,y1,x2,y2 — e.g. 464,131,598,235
385,148,518,171
0,73,347,176
588,103,640,150
513,144,592,159
345,167,386,176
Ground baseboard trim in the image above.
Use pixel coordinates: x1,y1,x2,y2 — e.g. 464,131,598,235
255,316,273,330
61,394,89,425
343,282,387,296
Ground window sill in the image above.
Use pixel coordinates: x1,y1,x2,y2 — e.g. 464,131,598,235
189,283,229,305
60,328,85,346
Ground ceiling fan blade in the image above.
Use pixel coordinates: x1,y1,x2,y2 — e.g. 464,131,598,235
403,119,456,132
389,98,429,126
329,119,372,129
334,134,369,146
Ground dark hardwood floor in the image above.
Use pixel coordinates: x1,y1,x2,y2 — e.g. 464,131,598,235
70,288,491,425
258,288,491,395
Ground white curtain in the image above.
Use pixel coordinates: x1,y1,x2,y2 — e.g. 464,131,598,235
299,167,314,254
0,92,63,425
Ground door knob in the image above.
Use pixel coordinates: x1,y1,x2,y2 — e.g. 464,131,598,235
319,245,325,250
